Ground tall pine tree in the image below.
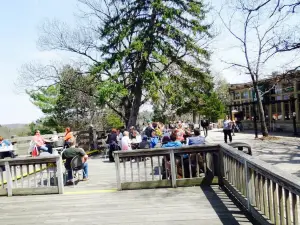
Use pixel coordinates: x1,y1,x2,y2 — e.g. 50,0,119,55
93,0,213,128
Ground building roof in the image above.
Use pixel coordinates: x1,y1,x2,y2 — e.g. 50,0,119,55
229,71,300,91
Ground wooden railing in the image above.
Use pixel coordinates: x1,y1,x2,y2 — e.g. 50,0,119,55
0,155,64,196
113,145,220,190
10,133,65,156
114,144,300,225
220,143,300,225
10,127,109,156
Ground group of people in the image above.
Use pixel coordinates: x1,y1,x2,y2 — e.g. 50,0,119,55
32,127,75,155
106,121,206,162
32,128,88,185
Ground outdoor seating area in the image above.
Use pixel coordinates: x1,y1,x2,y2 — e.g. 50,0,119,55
1,139,300,224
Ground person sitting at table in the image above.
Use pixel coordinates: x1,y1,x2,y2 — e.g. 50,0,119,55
188,128,205,146
33,130,53,154
161,136,171,145
121,131,131,150
138,135,150,149
0,136,11,148
62,137,89,185
162,132,182,148
64,127,74,148
0,136,15,158
150,130,159,148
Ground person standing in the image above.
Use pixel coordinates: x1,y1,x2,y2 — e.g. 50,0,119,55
232,120,236,136
106,128,119,162
201,119,209,137
64,127,74,148
223,115,233,143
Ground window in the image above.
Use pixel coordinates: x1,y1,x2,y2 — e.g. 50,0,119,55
235,92,241,100
275,84,282,94
241,91,249,99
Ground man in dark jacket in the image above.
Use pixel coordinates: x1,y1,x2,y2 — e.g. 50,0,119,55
106,129,119,162
201,119,209,137
138,135,150,149
144,122,154,138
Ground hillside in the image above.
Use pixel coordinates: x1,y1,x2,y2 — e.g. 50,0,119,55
0,124,30,138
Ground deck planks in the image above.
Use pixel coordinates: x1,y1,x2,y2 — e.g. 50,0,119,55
0,156,255,225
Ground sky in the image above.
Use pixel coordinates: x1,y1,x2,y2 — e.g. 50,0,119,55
0,0,298,124
0,0,76,124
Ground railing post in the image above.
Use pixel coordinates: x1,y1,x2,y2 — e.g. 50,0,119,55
56,156,64,194
244,160,251,211
218,148,224,186
89,125,98,150
169,149,177,188
114,153,122,190
5,161,13,197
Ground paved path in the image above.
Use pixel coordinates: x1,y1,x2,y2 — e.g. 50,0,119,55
206,129,300,176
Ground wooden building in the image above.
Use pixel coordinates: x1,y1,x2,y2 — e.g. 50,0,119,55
228,72,300,132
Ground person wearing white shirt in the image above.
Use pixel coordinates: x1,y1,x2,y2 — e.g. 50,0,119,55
121,131,132,150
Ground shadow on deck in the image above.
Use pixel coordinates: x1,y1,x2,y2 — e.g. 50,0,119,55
58,156,255,225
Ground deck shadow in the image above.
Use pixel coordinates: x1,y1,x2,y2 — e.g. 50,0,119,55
200,185,256,225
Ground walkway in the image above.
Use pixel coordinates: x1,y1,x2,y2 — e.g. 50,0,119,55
0,156,255,225
206,129,300,176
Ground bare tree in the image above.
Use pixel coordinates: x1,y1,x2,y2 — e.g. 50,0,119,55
219,0,298,136
272,0,300,52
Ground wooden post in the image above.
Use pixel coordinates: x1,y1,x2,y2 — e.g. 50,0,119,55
114,153,121,190
89,125,98,150
244,161,251,211
5,161,13,197
169,149,177,188
218,149,224,187
56,156,64,194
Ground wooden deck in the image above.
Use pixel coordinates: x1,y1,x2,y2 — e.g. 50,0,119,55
0,156,255,225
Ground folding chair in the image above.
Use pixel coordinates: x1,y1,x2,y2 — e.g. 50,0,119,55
67,155,86,187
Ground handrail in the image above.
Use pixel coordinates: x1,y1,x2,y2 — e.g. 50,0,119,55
220,143,300,225
0,155,64,197
221,143,300,195
114,143,300,224
114,145,220,191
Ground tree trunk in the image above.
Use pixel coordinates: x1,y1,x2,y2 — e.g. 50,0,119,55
127,78,143,129
192,111,197,123
253,82,269,136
